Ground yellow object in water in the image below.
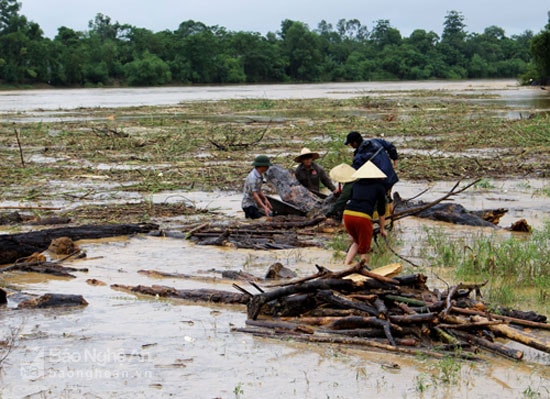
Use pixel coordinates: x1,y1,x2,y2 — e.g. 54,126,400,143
344,262,402,283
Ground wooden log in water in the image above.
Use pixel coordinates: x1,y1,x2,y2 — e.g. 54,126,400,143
451,307,550,330
0,261,88,277
472,315,550,354
232,327,478,360
111,284,250,304
315,289,378,317
247,278,379,320
0,223,159,265
451,329,524,361
245,319,315,334
17,293,88,309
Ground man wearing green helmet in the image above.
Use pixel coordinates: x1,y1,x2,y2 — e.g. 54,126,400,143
242,155,274,219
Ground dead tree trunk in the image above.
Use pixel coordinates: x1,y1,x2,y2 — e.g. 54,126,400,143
0,223,158,264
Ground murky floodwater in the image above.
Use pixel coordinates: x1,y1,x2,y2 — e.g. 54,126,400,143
1,179,549,399
1,81,549,398
1,79,549,115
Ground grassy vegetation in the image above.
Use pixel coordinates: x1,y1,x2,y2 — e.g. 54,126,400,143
1,96,548,201
419,221,550,314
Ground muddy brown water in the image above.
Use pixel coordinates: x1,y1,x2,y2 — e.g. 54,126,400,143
1,81,549,398
1,180,549,399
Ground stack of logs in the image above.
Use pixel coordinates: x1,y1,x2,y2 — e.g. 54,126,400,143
236,262,550,361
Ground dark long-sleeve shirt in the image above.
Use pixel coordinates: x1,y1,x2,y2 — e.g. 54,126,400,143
295,162,336,193
326,182,353,221
352,138,399,191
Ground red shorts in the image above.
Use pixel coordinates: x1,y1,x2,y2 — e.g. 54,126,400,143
343,212,374,254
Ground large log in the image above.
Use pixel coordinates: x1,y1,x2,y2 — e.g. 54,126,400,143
17,293,88,309
451,306,550,330
451,330,524,361
111,284,250,304
315,289,378,317
0,223,158,265
472,315,550,354
247,278,386,320
0,261,88,277
233,327,478,360
264,165,325,213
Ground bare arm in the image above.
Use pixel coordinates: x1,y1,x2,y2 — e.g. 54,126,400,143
253,191,272,214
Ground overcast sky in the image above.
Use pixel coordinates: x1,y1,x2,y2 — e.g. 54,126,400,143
20,0,549,39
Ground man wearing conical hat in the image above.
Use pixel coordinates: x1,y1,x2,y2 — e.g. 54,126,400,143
345,131,399,215
342,161,388,265
294,148,337,196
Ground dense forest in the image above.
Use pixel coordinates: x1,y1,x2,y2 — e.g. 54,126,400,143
1,0,549,87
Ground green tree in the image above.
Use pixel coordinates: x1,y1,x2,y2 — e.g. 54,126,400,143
530,12,550,83
123,51,171,85
83,14,128,84
0,0,20,32
50,27,87,85
227,31,285,82
370,19,402,49
280,20,323,81
0,0,53,84
438,10,468,75
173,21,227,83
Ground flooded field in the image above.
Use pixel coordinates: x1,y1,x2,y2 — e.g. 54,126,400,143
1,81,549,398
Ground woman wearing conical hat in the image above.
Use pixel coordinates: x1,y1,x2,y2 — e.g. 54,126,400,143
325,163,357,222
294,148,337,197
343,161,388,265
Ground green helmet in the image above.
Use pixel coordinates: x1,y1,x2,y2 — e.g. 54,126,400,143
252,155,271,167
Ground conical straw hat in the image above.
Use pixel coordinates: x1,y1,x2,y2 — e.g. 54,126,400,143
351,161,387,179
329,163,357,183
294,147,320,163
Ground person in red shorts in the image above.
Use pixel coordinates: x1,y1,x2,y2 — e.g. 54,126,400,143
343,161,388,265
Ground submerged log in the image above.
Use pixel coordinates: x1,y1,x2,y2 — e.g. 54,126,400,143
17,293,88,309
187,216,326,249
111,284,250,304
233,327,477,360
0,223,159,265
394,198,502,228
390,180,530,230
0,261,88,278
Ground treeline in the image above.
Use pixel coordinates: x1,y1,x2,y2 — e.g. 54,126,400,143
1,0,549,87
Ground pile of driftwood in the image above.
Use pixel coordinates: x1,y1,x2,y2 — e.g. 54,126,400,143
183,216,327,249
234,262,549,361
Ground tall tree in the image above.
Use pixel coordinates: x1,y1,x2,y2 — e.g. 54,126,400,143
530,12,550,83
370,19,402,48
438,10,468,77
280,20,323,81
0,0,51,83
